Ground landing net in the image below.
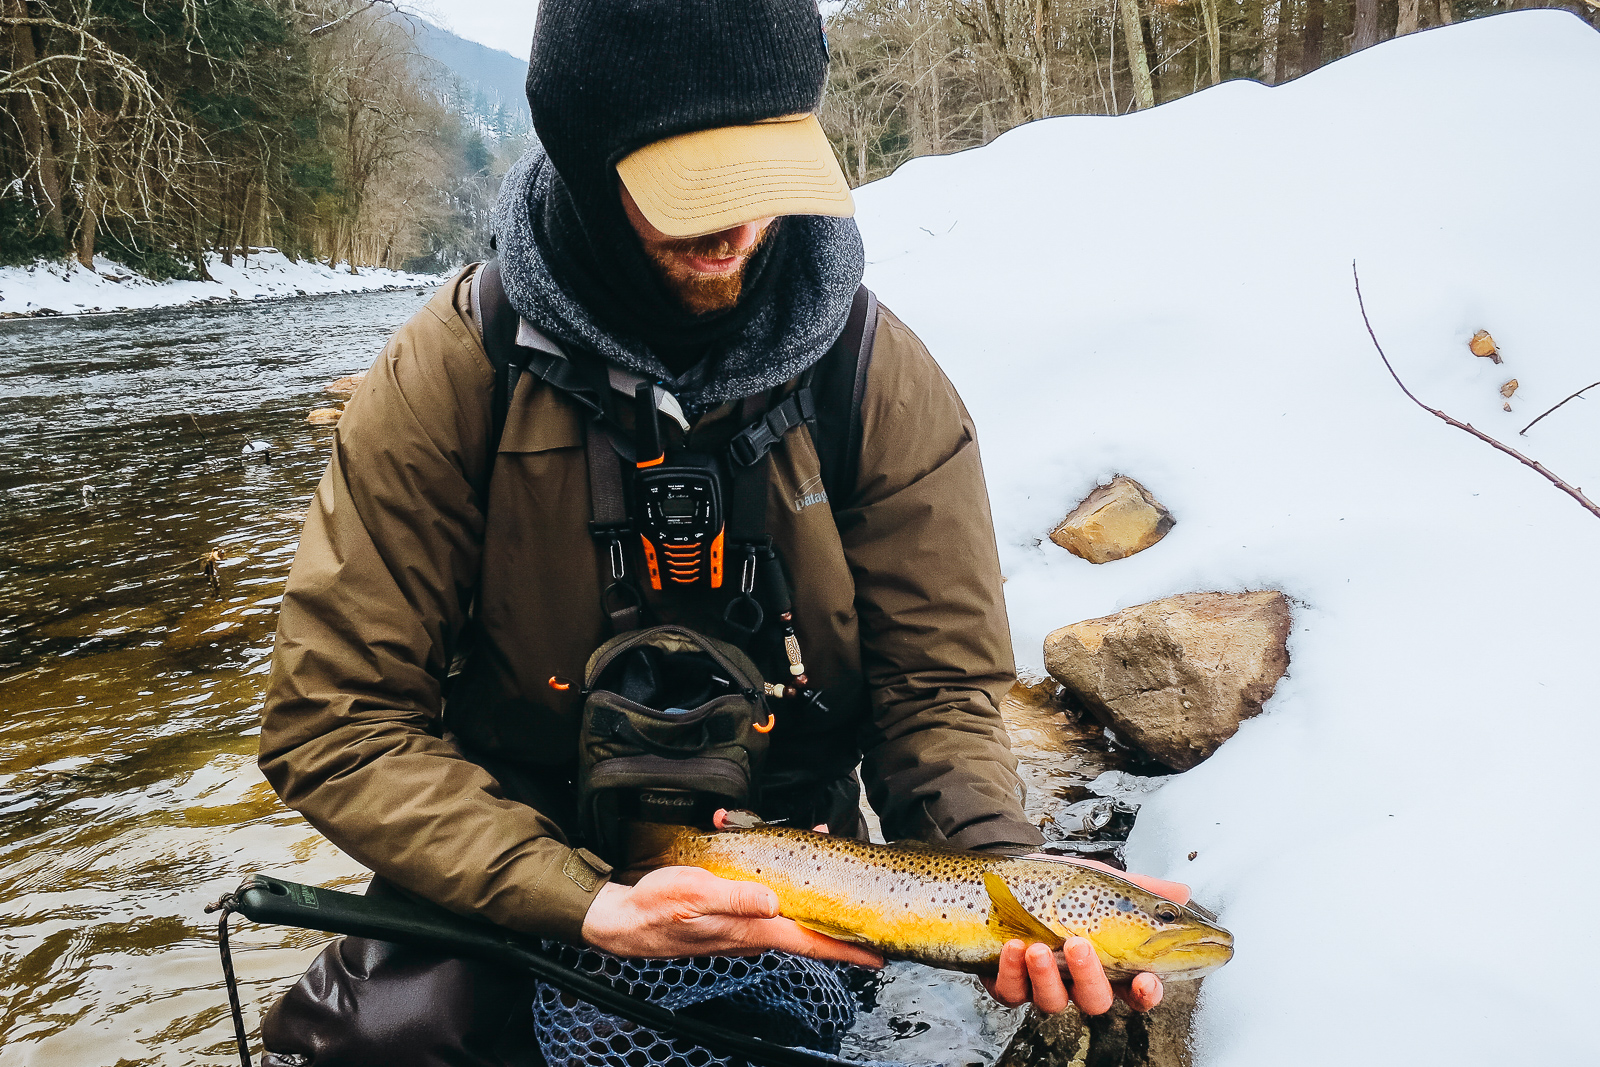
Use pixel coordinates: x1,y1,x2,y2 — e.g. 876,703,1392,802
532,943,916,1067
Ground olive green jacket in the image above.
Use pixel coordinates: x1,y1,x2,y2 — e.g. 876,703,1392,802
260,266,1041,944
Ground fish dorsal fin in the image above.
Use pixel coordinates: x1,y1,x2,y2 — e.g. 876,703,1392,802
984,872,1066,949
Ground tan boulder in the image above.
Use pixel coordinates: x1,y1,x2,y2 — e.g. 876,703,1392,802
1043,591,1291,771
1050,476,1175,564
306,406,343,426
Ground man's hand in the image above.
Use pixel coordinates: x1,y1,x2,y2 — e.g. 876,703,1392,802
580,865,884,968
981,858,1189,1016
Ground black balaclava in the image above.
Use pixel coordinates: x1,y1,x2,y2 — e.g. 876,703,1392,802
525,0,831,366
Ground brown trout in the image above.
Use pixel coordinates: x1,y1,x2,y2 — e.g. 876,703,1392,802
629,818,1233,981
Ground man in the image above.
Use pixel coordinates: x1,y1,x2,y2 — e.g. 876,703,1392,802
258,0,1183,1063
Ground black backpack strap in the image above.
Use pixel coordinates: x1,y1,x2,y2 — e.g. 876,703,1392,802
804,285,878,512
476,258,617,452
474,259,526,459
476,259,643,633
586,424,643,634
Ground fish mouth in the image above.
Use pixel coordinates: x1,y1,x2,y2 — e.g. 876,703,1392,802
1124,924,1235,980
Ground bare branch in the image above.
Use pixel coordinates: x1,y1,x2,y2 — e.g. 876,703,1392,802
1353,262,1600,521
1520,381,1600,437
307,0,401,37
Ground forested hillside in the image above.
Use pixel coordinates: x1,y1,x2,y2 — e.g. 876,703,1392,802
3,0,1594,281
0,0,527,278
819,0,1598,182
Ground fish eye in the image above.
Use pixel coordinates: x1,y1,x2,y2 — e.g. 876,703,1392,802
1153,902,1181,924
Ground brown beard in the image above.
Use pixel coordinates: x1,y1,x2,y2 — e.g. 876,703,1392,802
642,224,775,316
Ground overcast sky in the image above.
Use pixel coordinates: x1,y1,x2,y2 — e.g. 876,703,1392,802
417,0,537,60
417,0,845,63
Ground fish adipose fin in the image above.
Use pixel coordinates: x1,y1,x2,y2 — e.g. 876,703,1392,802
984,872,1066,948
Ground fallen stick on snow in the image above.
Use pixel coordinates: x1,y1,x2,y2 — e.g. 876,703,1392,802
1520,380,1600,437
1352,262,1600,522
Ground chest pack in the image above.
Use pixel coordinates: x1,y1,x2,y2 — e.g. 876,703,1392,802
470,261,879,861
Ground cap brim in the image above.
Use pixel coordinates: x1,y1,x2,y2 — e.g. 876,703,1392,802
617,114,854,239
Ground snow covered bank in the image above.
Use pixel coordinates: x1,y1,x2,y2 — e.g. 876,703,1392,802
857,10,1599,1064
0,249,439,318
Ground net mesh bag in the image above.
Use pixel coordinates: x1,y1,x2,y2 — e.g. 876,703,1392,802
531,943,915,1067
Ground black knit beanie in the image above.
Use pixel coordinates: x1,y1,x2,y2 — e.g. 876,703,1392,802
523,0,833,364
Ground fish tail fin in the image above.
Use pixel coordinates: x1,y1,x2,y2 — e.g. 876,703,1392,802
984,872,1067,949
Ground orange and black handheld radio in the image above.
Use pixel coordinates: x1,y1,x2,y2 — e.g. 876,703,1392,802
632,383,725,590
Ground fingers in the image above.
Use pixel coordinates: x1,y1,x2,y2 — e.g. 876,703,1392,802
1024,942,1069,1014
1063,937,1115,1016
981,941,1067,1014
1021,857,1192,907
983,940,1031,1007
697,874,780,920
812,823,829,833
1118,972,1164,1012
1121,873,1191,906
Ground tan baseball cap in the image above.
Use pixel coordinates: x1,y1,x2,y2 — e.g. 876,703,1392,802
617,113,854,239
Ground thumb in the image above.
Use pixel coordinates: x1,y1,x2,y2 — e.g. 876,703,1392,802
704,877,780,919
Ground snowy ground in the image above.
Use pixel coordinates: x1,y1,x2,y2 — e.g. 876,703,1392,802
0,249,439,317
857,11,1599,1064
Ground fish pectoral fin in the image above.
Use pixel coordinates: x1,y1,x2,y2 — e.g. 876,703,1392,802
984,872,1066,949
794,917,867,944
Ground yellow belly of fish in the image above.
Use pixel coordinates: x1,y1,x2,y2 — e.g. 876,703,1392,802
689,852,1009,969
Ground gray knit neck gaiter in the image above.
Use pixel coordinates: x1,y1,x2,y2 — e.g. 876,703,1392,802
491,145,865,410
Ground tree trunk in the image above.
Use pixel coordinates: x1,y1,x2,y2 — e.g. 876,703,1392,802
1299,0,1325,75
219,179,234,267
1116,0,1155,109
1275,0,1297,82
75,183,97,269
190,206,213,281
1139,11,1159,99
1200,0,1222,85
1033,0,1050,117
1435,0,1453,23
6,0,65,241
1396,0,1419,35
1353,0,1380,49
233,181,254,266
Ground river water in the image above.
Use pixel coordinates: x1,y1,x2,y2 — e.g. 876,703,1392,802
0,290,1151,1067
0,290,433,1066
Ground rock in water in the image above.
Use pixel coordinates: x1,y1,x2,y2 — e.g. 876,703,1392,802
324,372,366,396
1050,476,1175,564
1043,591,1291,771
306,406,343,426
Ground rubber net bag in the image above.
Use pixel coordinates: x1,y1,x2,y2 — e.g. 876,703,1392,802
531,943,916,1067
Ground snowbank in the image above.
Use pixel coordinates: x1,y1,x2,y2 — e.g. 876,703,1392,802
856,11,1599,1064
0,249,439,317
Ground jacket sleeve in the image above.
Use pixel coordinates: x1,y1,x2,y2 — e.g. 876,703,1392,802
839,308,1044,852
258,272,611,942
